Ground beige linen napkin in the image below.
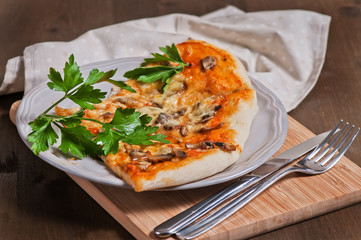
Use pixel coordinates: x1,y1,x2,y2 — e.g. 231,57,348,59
0,6,330,112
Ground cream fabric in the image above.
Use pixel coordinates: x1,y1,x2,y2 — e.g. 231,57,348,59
0,6,330,112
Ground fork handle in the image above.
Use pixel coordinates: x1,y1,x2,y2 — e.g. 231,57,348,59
175,166,298,240
153,175,259,237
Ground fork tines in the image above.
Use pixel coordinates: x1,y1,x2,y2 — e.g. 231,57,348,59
312,120,359,166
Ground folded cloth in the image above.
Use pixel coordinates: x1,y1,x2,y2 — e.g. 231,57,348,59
0,5,330,112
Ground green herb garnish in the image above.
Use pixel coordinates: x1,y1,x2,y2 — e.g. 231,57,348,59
28,55,169,158
123,43,189,92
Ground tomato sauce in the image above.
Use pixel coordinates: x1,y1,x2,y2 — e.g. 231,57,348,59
124,40,254,181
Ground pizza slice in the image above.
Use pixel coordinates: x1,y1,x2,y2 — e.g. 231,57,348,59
56,39,258,191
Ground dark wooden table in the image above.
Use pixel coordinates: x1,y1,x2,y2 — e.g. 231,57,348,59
1,0,361,239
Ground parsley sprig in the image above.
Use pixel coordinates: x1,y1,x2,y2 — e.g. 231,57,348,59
28,55,169,158
123,43,189,92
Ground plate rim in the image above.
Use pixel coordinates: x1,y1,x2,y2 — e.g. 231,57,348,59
16,57,288,191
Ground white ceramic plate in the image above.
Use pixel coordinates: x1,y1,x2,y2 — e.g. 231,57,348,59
16,57,288,190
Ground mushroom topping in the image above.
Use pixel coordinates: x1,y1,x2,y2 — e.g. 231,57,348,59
174,149,188,158
193,102,201,110
185,143,200,149
171,108,187,118
146,147,188,163
180,125,189,137
129,151,148,160
152,102,163,109
165,78,186,96
201,56,217,71
112,96,139,107
164,124,175,130
185,141,214,150
197,122,225,133
215,142,237,151
156,147,174,155
200,141,214,149
148,153,175,163
198,112,216,123
137,161,151,171
101,112,114,121
124,144,142,154
214,105,222,111
155,113,171,125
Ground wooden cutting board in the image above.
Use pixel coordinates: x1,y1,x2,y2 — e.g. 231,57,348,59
10,101,361,239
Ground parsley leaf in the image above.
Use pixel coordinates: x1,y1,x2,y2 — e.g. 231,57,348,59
159,44,184,63
28,53,170,159
47,54,84,93
63,55,84,91
28,117,58,155
122,126,169,146
124,65,182,83
139,114,152,125
47,68,67,92
108,108,142,134
95,108,169,155
141,53,175,66
97,69,136,93
58,125,101,158
48,56,135,97
84,68,105,86
104,79,136,93
95,125,123,155
123,43,189,92
68,85,106,110
58,111,84,127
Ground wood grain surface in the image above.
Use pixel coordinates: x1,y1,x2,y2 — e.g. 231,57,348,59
67,117,361,239
1,0,361,240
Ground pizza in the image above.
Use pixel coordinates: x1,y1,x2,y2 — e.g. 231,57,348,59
56,39,258,191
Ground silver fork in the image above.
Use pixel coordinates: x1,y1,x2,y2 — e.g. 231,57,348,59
175,120,359,240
